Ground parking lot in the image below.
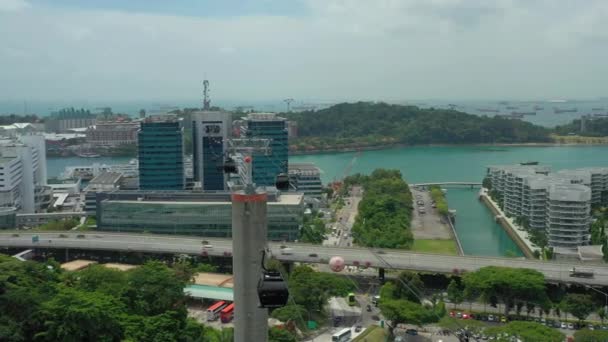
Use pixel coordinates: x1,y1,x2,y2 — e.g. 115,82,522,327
410,187,452,240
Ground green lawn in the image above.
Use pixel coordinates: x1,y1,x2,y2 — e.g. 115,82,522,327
353,325,386,342
411,239,458,255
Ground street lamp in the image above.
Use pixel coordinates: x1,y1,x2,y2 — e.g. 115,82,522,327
586,285,608,315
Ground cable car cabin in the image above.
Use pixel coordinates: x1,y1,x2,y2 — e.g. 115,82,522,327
258,271,289,308
275,173,290,191
222,157,237,174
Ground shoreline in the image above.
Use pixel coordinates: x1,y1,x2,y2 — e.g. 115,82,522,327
290,141,608,156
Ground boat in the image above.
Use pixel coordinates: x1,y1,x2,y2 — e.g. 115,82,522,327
512,111,536,116
520,161,539,166
533,105,544,110
554,108,577,114
506,106,518,110
592,108,604,111
77,152,101,158
477,108,500,113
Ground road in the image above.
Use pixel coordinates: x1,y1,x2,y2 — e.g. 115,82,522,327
2,232,608,286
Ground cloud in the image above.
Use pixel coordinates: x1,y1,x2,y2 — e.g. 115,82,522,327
0,0,607,102
0,0,29,11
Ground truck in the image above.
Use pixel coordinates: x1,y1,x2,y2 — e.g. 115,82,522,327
569,267,594,278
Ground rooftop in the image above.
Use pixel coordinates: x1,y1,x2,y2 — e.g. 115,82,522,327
243,112,286,121
548,184,591,202
89,171,123,186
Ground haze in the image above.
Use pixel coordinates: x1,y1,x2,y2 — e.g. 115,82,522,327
1,0,607,102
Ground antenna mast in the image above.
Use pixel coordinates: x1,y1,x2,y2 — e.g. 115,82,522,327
203,80,211,110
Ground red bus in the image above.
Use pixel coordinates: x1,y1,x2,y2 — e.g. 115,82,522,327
206,301,226,321
220,303,235,323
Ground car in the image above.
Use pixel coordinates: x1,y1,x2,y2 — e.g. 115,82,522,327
456,312,463,318
560,322,567,329
462,313,470,319
488,315,495,321
405,329,418,336
202,244,213,249
11,233,19,237
355,325,362,332
567,323,574,330
308,253,318,257
375,250,386,254
58,234,68,238
281,248,293,255
588,324,595,330
201,240,209,245
76,234,85,238
449,311,456,317
601,325,608,330
500,316,507,323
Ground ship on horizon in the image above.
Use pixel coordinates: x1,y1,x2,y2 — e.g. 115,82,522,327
554,108,578,114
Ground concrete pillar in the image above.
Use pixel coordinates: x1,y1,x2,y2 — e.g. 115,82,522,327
281,262,293,274
378,267,385,283
232,191,268,342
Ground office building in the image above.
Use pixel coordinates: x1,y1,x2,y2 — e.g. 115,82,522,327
96,190,304,241
138,116,185,190
241,113,288,187
86,121,139,147
0,134,49,213
288,163,323,198
84,172,123,215
192,111,231,190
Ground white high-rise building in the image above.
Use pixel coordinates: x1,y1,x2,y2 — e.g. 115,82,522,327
486,164,608,250
0,134,48,213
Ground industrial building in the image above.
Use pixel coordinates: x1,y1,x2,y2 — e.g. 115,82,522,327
95,190,304,241
192,111,232,190
240,113,288,187
486,165,608,249
138,115,185,190
86,121,139,147
0,134,49,213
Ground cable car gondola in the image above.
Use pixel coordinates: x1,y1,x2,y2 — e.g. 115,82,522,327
275,173,289,191
257,270,289,308
223,157,237,174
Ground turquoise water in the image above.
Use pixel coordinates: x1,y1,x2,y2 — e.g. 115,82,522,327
46,145,608,257
291,145,608,257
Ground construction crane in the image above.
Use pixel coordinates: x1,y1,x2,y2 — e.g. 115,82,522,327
331,150,362,193
283,98,294,112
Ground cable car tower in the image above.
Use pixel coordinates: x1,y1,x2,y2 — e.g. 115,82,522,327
223,138,289,342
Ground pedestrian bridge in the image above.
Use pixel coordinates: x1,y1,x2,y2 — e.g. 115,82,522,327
411,182,482,188
1,232,607,286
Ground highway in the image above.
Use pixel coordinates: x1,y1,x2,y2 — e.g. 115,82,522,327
2,232,608,286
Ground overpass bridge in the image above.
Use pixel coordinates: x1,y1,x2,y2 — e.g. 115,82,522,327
411,182,482,188
1,232,607,286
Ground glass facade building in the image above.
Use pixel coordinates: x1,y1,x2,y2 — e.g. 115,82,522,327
192,111,231,190
138,118,184,190
96,191,304,241
241,113,288,187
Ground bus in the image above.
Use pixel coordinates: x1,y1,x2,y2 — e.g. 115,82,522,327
347,293,356,306
332,328,352,342
220,303,235,323
206,301,227,321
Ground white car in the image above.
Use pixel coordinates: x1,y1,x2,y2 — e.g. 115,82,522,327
560,322,567,329
281,248,293,255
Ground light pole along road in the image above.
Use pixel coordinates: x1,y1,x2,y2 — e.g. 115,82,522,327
2,231,608,286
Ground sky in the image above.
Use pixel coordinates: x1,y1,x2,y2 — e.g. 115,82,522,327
1,0,607,103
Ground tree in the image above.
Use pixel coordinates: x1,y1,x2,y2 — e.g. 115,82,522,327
462,266,549,315
172,260,195,283
288,266,355,312
574,329,608,342
484,321,563,342
269,327,297,342
36,287,126,342
562,293,595,322
599,307,607,324
379,299,443,326
123,261,186,316
447,279,464,308
482,177,492,190
270,304,308,328
393,271,424,303
73,264,128,296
